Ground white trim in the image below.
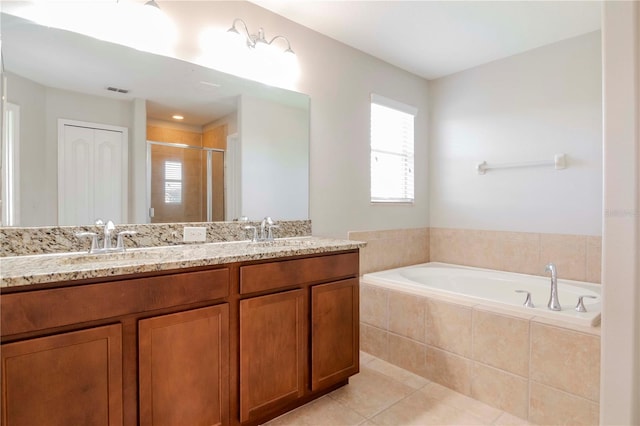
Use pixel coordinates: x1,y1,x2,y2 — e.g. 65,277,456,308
2,102,20,226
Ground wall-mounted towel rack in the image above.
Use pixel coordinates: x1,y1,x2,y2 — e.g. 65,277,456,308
476,153,566,175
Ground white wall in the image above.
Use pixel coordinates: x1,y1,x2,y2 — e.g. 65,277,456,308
239,96,308,220
601,2,640,424
429,32,602,236
160,1,430,238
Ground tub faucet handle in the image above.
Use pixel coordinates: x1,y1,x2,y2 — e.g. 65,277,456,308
575,295,597,313
515,290,535,308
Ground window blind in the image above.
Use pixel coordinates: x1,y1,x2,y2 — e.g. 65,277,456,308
164,160,183,204
370,94,416,203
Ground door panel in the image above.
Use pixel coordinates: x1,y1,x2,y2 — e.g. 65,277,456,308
311,279,359,391
138,304,230,426
1,324,123,426
239,289,305,423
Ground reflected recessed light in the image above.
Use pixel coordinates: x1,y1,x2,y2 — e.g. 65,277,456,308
172,115,184,120
200,81,221,88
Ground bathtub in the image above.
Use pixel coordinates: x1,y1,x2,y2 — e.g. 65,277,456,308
362,262,601,327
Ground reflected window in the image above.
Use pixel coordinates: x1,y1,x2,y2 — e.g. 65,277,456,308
164,160,182,204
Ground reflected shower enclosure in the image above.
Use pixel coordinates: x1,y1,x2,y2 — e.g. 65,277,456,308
147,142,225,223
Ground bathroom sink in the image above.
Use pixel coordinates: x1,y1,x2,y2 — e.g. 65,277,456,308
60,249,163,265
248,238,316,248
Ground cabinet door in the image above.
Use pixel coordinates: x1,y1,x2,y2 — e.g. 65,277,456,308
138,304,229,426
311,278,359,391
1,324,123,426
239,289,305,423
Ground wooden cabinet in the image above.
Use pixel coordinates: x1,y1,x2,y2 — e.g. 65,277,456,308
239,290,305,423
311,278,359,391
139,304,230,426
1,249,360,426
1,324,123,426
238,252,360,424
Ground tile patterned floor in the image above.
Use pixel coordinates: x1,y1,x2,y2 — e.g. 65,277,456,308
263,352,532,426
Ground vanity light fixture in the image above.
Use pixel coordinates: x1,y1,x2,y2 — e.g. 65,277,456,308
227,18,295,56
144,0,161,10
172,115,184,120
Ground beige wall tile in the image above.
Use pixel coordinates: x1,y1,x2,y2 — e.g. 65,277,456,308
388,334,428,377
500,232,541,276
429,228,466,265
360,283,388,329
540,233,587,281
425,299,472,357
424,346,472,396
464,229,504,270
360,323,389,361
530,323,600,402
529,382,599,426
360,322,389,360
472,310,530,377
471,362,529,420
585,236,602,284
349,228,429,274
389,292,426,342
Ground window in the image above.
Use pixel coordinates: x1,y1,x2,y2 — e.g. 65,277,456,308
370,94,416,203
164,160,183,204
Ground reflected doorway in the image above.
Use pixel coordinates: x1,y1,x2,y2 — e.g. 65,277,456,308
147,141,224,223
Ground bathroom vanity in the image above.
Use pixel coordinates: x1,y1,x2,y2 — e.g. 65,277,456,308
0,239,362,426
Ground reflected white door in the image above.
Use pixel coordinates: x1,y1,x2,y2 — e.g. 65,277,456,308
58,120,128,225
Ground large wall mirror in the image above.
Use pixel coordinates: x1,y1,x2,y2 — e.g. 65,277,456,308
0,12,310,227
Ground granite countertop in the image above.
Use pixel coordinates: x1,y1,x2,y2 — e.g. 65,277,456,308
0,237,365,289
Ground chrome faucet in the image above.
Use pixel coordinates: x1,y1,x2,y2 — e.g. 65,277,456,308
260,216,279,241
544,263,561,311
76,219,137,254
103,220,116,249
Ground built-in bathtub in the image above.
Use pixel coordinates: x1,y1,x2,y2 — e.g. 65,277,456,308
362,262,601,327
359,262,601,423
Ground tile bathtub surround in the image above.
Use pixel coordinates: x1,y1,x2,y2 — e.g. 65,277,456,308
429,228,602,283
348,228,429,275
0,220,311,257
359,283,601,425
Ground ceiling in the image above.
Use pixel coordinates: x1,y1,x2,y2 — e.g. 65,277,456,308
251,1,602,79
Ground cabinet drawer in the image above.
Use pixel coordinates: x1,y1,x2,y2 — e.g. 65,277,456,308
239,252,359,294
1,268,229,337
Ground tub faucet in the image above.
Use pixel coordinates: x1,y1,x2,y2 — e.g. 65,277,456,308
544,263,561,311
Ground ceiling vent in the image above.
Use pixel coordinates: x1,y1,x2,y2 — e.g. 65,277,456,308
107,86,130,94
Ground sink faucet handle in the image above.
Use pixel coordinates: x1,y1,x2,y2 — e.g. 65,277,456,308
75,231,99,252
575,295,597,312
266,223,279,240
116,231,138,251
244,225,258,242
515,290,535,308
